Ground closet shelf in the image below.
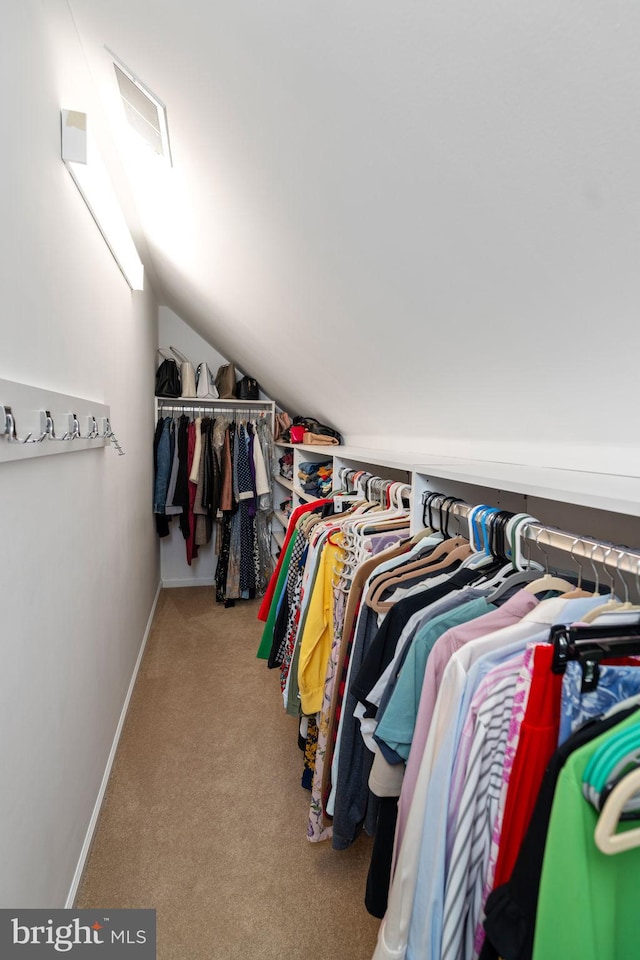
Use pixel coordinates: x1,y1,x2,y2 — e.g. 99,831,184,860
274,509,290,529
334,446,430,471
412,460,640,518
275,475,294,491
272,528,285,549
294,486,320,504
275,441,342,453
327,445,640,518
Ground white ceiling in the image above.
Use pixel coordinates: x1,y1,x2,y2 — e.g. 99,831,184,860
67,1,640,456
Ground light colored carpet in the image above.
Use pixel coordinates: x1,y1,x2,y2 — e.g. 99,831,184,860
76,588,381,960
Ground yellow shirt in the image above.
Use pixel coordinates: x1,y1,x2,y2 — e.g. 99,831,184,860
297,535,343,715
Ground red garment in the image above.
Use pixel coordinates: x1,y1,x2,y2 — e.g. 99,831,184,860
493,644,640,888
257,499,332,621
186,422,198,566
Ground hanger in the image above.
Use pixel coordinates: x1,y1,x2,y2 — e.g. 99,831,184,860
365,497,470,611
581,546,622,622
366,538,472,614
329,479,410,572
363,493,468,609
522,525,575,594
595,766,640,854
367,522,467,594
558,538,595,598
549,619,640,692
421,491,443,536
484,513,546,602
605,550,640,614
583,724,640,818
457,504,499,571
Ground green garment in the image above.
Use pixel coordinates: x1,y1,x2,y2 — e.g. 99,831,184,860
533,712,640,960
256,532,298,660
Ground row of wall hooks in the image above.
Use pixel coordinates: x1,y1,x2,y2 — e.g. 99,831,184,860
0,405,125,455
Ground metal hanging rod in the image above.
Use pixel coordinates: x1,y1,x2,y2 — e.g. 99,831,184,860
157,403,272,418
422,492,640,576
155,398,273,407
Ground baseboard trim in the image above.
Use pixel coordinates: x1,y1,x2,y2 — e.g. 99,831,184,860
65,580,162,908
161,577,215,587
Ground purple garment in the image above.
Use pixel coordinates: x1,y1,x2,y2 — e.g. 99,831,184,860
369,532,409,553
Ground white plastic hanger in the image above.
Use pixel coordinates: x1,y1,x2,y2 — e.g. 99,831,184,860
581,546,622,623
595,766,640,854
522,525,575,595
559,538,596,599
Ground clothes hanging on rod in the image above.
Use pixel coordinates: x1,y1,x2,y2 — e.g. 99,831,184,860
258,486,640,960
257,474,415,835
366,502,640,960
153,404,274,602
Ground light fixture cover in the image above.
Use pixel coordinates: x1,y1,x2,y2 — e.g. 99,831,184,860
61,109,144,291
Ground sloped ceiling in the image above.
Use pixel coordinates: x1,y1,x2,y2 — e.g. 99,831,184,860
67,1,640,454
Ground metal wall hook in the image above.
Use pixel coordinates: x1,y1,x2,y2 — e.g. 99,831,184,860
5,408,34,443
45,412,70,441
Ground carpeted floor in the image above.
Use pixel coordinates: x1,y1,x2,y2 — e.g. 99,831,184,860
76,587,381,960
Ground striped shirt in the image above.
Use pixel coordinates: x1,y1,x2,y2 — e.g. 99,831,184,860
440,656,523,960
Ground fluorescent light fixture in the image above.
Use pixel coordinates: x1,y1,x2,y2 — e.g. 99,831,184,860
61,109,144,290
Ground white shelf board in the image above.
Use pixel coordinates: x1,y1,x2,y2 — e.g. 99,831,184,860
333,446,464,472
276,441,341,453
412,460,640,517
272,528,285,548
294,486,320,504
156,397,273,406
274,475,294,491
274,510,289,528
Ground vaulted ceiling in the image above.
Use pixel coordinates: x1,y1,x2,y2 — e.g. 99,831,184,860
67,1,640,457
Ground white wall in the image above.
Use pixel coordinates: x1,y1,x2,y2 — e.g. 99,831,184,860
157,306,227,585
70,0,640,478
0,0,159,906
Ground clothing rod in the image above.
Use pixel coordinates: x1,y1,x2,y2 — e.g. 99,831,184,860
157,404,271,417
427,497,640,576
